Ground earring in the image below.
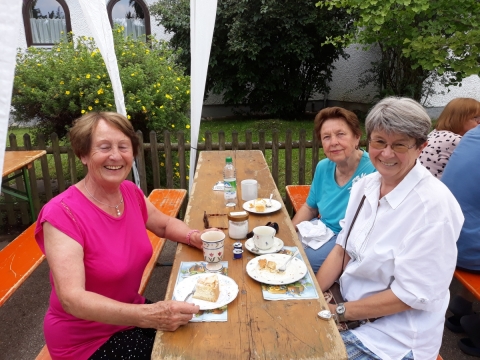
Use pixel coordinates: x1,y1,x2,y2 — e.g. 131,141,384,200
355,145,359,150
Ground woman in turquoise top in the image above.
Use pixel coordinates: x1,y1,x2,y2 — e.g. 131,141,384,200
292,107,376,272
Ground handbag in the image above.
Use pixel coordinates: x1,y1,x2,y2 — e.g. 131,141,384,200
321,195,378,331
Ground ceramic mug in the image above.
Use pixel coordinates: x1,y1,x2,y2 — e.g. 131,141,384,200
241,179,258,201
252,225,276,250
201,231,225,263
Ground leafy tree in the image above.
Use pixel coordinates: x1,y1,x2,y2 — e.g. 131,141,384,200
319,0,480,102
150,0,353,117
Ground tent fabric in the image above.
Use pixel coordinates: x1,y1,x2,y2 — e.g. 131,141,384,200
77,0,140,186
189,0,218,192
0,1,23,190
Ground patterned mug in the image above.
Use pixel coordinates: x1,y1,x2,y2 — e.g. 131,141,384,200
201,231,225,263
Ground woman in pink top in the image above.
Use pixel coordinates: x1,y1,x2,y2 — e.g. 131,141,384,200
35,112,217,360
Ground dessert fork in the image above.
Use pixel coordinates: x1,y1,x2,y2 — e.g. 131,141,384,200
183,284,196,302
277,250,299,272
266,193,273,207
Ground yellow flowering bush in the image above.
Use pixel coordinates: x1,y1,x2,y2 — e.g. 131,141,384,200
12,27,190,141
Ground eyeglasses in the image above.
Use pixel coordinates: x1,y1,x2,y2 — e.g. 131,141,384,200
203,211,228,230
368,139,416,153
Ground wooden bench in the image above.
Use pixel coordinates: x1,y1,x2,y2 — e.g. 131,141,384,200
285,185,311,213
28,188,187,360
0,222,43,307
454,268,480,301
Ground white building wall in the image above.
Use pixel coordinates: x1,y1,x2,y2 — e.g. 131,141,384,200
16,1,479,112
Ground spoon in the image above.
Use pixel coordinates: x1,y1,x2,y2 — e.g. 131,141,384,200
266,193,273,207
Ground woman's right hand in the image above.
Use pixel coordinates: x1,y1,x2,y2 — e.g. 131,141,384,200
144,300,200,331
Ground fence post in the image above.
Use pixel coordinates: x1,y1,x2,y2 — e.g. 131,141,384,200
312,128,319,183
205,131,212,150
218,131,225,151
37,134,53,201
150,131,161,189
9,134,30,225
177,131,187,190
164,130,174,189
51,133,65,194
246,130,252,150
285,129,292,186
136,130,147,194
23,133,41,216
299,129,306,185
271,130,279,187
259,130,266,155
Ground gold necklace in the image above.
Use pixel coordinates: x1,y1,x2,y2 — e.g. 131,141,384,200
84,179,124,216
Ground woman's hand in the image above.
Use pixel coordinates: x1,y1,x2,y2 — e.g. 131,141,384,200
143,300,200,331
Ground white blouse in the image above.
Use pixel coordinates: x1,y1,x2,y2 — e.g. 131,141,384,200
336,162,464,360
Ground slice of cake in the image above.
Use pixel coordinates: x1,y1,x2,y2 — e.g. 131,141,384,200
266,261,276,272
258,258,267,269
255,198,266,212
192,274,220,302
258,259,276,272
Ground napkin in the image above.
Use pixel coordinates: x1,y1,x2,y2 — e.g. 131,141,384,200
297,220,335,250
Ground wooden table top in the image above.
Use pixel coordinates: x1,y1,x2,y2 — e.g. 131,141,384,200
2,150,46,178
151,150,347,360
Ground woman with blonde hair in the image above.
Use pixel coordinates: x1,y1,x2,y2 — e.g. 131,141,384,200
419,97,480,179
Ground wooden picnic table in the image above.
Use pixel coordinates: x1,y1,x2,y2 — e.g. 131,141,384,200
151,150,347,360
2,150,46,221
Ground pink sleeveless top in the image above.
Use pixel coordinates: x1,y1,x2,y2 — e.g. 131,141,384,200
35,181,152,360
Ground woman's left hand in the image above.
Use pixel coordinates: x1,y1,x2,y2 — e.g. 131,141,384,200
189,228,223,250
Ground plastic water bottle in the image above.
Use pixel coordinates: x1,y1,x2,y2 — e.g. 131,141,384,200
223,156,237,207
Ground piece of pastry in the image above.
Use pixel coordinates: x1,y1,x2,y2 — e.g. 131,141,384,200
258,258,267,269
255,198,266,212
192,274,220,302
267,261,276,272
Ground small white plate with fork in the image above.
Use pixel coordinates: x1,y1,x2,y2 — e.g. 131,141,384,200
246,254,307,285
242,199,282,214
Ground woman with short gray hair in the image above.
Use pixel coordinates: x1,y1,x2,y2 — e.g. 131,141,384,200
316,97,464,359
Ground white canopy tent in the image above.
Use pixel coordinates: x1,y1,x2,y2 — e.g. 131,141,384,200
0,1,23,190
1,0,216,193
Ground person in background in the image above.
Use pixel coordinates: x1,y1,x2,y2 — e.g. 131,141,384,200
441,124,480,358
35,112,218,360
316,97,463,360
291,107,375,273
419,97,480,179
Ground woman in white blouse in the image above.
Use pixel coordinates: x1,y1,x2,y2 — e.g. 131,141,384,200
316,97,464,360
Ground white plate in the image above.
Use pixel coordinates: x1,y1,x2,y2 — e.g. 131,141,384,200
242,199,282,214
245,237,284,255
173,273,239,310
246,253,308,285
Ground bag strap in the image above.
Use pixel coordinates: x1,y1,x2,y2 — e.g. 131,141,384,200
340,195,366,275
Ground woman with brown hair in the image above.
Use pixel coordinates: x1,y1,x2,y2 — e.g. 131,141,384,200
35,112,218,359
291,107,375,272
419,97,480,179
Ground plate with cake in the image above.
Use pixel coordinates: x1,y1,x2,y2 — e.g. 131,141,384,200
242,198,282,214
246,253,308,285
174,273,239,310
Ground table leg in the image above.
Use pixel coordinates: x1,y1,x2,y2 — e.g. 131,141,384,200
22,167,36,221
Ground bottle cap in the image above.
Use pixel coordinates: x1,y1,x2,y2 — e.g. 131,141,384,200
226,156,232,163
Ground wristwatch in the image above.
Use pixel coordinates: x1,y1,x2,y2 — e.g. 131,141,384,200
336,303,347,322
317,310,334,321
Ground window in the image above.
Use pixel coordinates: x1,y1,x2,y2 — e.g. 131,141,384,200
107,0,151,41
23,0,72,47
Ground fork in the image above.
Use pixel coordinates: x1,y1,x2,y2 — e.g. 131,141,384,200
266,193,273,207
277,250,299,272
183,284,196,302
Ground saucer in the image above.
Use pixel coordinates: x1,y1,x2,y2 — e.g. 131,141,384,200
245,237,284,255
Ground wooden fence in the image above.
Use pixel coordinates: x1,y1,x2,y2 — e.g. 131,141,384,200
2,129,367,226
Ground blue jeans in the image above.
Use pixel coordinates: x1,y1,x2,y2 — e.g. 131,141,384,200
303,234,337,273
341,330,414,360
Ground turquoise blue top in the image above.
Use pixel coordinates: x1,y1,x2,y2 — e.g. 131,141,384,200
306,151,376,233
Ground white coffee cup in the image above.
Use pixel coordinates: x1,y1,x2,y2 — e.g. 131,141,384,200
252,225,276,250
201,231,225,263
241,179,258,201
